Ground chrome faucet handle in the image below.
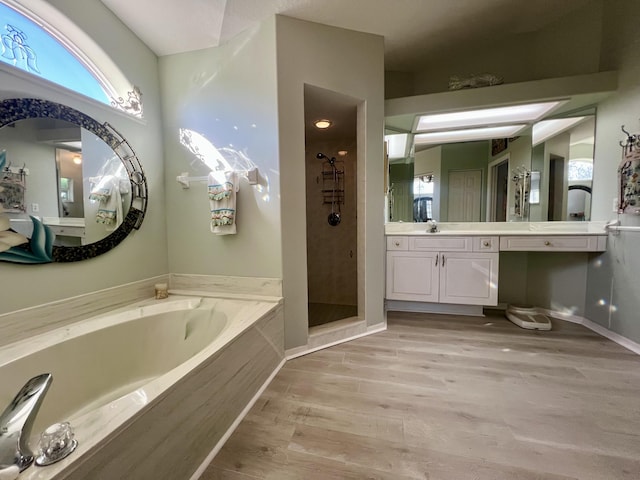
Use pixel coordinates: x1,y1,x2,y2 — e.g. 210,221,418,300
426,220,438,233
0,374,53,472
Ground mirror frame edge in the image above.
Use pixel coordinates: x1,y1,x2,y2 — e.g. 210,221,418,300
0,97,148,263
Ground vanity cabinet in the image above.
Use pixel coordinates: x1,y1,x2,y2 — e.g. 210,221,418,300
499,235,606,252
386,236,499,306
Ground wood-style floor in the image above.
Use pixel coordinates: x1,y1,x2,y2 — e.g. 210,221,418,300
202,311,640,480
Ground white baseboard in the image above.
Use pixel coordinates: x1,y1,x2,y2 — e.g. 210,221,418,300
580,318,640,356
386,300,484,316
190,357,287,480
538,308,640,356
285,322,387,360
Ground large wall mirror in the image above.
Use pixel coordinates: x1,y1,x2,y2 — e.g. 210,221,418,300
0,98,147,263
386,109,596,224
384,73,616,225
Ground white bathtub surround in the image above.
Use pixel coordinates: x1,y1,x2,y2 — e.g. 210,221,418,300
0,295,284,480
0,465,18,480
0,275,170,348
169,273,282,297
188,356,287,480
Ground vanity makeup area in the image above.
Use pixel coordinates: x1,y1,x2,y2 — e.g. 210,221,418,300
384,72,615,319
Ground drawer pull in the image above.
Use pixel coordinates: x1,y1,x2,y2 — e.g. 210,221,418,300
394,241,400,247
544,241,551,246
483,241,490,247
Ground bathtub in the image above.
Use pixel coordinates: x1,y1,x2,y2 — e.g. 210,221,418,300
0,294,284,479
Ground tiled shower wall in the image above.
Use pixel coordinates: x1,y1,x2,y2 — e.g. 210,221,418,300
305,140,358,307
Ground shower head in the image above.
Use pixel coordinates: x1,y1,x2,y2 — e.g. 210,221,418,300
316,152,335,164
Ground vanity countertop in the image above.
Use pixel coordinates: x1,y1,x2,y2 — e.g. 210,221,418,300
42,216,86,227
385,221,608,236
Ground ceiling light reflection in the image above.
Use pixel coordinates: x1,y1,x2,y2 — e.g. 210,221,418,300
532,117,585,146
416,101,562,132
414,125,527,146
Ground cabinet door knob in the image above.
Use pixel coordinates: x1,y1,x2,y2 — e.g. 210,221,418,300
483,241,490,247
394,241,400,247
544,240,551,246
442,254,445,266
435,255,438,266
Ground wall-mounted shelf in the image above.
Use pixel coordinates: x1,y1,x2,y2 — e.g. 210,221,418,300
321,163,344,205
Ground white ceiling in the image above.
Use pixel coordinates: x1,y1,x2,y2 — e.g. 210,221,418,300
99,0,595,146
100,0,592,71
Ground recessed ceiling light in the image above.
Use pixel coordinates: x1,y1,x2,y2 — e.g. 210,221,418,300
72,155,82,165
416,101,563,132
337,150,348,156
414,125,527,146
314,119,332,129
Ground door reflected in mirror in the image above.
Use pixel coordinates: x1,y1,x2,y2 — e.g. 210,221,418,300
0,118,130,246
56,148,84,221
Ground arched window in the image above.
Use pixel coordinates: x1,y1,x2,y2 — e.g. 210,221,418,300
0,1,142,117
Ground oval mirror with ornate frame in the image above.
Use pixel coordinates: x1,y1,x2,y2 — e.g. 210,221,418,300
0,98,147,263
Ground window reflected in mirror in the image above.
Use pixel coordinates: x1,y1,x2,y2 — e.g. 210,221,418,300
413,175,434,222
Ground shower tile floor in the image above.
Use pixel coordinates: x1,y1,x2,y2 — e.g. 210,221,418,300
204,310,640,479
307,302,358,327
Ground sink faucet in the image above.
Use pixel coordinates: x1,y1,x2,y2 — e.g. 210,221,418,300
0,373,52,472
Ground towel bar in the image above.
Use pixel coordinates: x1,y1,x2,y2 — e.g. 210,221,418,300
605,219,640,235
176,168,258,188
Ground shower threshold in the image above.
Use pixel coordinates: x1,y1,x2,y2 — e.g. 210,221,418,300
308,302,358,328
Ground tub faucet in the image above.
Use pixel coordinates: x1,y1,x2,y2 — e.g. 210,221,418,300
0,373,52,472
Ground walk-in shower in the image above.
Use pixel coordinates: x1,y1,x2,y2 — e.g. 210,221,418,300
304,86,359,329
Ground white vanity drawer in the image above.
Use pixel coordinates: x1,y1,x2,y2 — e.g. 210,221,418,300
499,235,605,252
387,236,408,251
473,236,499,252
409,236,472,252
46,225,86,238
